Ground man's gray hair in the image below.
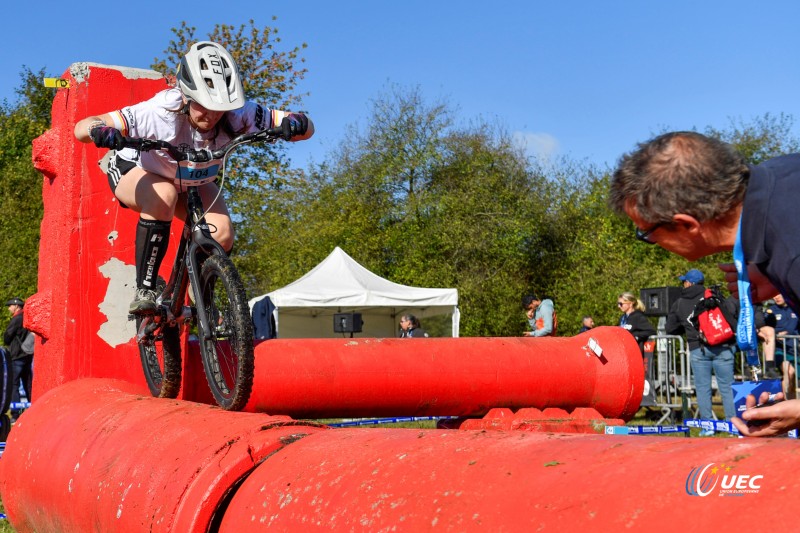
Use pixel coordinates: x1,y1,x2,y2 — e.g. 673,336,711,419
609,131,749,224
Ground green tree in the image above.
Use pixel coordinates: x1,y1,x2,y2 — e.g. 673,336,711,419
0,67,52,312
244,85,568,336
706,113,800,165
551,113,800,335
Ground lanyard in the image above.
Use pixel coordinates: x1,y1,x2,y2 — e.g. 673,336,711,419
733,214,761,369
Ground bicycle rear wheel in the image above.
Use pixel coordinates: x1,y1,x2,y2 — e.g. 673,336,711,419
195,254,254,411
136,317,182,399
0,347,11,415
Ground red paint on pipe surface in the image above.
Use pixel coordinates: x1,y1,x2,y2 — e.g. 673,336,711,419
245,326,644,420
3,375,798,533
0,378,325,532
221,427,800,531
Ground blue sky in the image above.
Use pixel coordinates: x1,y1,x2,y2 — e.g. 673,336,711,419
7,2,800,171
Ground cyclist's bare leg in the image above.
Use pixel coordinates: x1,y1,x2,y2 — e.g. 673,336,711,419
174,181,234,253
113,167,179,221
114,168,179,313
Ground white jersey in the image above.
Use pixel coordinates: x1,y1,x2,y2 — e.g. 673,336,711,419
109,87,284,187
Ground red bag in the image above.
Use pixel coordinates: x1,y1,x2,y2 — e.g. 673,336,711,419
694,289,735,346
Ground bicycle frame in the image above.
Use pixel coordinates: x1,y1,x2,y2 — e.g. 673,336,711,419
140,186,226,333
128,123,290,408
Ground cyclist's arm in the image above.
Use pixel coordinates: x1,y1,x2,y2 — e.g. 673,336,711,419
270,110,314,141
74,113,118,143
236,102,314,141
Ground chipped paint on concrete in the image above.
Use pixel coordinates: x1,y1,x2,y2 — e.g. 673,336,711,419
69,62,164,83
97,258,137,347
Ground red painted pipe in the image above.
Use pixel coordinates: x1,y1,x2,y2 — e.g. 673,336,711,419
244,327,644,420
0,378,325,533
2,373,798,532
219,427,800,531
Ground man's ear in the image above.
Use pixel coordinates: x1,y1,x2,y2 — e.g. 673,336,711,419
672,213,702,234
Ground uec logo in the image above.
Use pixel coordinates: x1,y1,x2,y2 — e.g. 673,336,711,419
686,463,763,496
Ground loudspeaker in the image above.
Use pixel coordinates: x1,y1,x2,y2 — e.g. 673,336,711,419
640,286,681,317
334,312,363,334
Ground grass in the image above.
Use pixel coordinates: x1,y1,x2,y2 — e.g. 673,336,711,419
0,500,13,532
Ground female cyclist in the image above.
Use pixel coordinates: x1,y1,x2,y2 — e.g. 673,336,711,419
74,41,313,315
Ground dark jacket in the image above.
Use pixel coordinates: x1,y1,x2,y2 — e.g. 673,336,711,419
666,284,737,350
251,296,277,340
3,311,26,360
619,309,656,350
401,327,429,338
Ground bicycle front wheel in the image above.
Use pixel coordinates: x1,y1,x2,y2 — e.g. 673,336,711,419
195,254,254,411
136,317,182,399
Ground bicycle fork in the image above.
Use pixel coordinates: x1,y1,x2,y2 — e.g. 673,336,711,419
184,187,227,342
134,187,225,344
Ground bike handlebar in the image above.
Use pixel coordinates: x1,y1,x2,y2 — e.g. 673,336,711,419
121,123,290,162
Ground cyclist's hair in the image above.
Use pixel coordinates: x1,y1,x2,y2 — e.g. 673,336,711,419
169,101,242,140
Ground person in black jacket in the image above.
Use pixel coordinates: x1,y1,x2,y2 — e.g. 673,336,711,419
399,314,429,338
3,297,32,413
617,292,656,355
665,269,738,431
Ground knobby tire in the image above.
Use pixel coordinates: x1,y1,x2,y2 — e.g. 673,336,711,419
136,317,182,399
0,348,11,414
195,254,254,411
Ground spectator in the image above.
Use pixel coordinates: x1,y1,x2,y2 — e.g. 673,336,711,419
399,314,429,338
757,310,780,380
765,294,799,399
579,316,595,333
609,130,800,436
617,292,656,356
251,295,277,340
522,294,556,337
3,297,32,416
665,269,736,432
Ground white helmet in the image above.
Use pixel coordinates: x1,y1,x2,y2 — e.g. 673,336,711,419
177,41,244,111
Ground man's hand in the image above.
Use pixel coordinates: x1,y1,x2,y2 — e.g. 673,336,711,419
89,126,124,150
718,262,779,302
731,391,800,437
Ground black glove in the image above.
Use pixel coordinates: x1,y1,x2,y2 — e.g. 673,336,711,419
89,126,124,150
280,113,309,140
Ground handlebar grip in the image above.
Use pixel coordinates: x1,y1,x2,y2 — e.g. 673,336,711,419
267,125,291,141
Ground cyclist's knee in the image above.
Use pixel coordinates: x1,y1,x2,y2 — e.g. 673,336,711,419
140,186,179,220
214,223,234,252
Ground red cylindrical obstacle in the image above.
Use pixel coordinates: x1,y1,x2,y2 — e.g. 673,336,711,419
244,327,643,420
0,378,325,533
4,375,800,533
219,427,800,531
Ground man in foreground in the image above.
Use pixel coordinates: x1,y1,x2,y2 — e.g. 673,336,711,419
609,130,800,437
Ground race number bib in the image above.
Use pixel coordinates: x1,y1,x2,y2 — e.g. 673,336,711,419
175,159,221,186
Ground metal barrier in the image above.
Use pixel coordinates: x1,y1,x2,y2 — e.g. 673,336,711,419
643,335,691,424
735,334,800,397
775,334,800,399
651,333,800,425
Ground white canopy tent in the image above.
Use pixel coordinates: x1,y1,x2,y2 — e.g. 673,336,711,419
249,247,460,338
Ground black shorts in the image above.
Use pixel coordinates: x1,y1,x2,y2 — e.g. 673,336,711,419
106,155,137,208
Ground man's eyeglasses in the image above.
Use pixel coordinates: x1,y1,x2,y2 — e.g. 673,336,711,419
635,221,668,244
